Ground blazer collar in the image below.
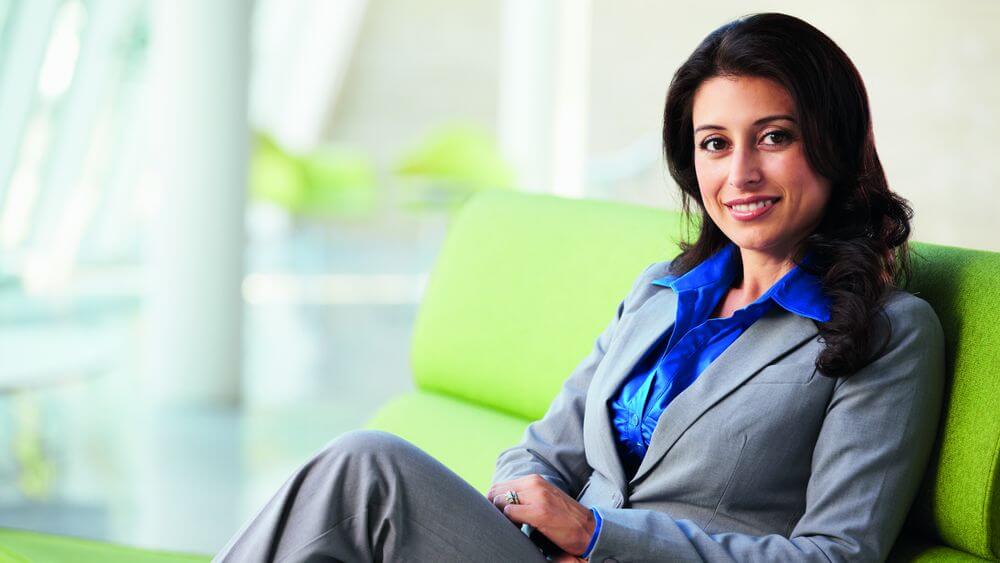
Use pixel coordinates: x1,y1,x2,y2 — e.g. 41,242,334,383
584,288,821,492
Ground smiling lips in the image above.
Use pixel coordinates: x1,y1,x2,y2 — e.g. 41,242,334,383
724,196,781,221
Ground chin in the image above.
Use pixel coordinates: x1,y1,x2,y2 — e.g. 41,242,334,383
724,231,785,254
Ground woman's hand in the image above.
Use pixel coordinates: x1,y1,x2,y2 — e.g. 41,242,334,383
486,474,596,557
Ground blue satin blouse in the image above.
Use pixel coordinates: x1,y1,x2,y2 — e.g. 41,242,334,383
609,242,832,479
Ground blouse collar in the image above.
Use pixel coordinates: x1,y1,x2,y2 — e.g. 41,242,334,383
651,242,831,323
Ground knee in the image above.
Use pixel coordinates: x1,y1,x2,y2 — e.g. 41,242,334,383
321,429,413,462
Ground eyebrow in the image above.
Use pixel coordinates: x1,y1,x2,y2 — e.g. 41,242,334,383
693,114,797,134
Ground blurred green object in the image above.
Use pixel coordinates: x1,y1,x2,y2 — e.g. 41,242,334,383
394,122,515,212
0,528,209,562
13,396,54,500
250,133,377,218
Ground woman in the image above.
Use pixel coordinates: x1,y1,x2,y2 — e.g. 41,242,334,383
216,12,944,563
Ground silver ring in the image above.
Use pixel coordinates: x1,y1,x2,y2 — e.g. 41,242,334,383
504,489,520,505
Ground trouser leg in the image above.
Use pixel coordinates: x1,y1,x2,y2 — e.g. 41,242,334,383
214,429,549,563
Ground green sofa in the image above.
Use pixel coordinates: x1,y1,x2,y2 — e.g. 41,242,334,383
2,190,998,561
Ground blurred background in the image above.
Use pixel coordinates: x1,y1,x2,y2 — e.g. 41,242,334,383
0,0,996,556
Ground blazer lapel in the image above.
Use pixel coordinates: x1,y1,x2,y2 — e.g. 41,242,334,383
628,304,820,485
585,289,678,494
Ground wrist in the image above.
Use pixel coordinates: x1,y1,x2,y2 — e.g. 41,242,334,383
578,507,602,559
581,509,595,550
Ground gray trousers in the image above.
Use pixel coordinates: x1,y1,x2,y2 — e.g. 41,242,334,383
213,429,551,562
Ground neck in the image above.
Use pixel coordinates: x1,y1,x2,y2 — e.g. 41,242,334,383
733,246,803,301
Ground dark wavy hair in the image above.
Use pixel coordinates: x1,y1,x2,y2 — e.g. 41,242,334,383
662,12,914,378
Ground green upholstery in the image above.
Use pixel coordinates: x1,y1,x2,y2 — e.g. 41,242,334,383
408,191,684,422
0,528,209,562
368,190,1000,562
366,391,530,492
890,534,991,562
902,243,1000,559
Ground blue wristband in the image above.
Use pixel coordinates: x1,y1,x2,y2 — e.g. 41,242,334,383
579,507,603,559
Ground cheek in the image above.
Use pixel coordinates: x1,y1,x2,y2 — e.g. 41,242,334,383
792,171,831,213
694,160,723,207
773,156,829,211
807,183,832,213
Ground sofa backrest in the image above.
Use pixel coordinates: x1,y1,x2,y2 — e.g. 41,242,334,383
410,190,683,421
410,189,1000,558
903,242,1000,559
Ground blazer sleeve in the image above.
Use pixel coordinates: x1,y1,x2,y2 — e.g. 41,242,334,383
587,292,946,563
491,262,660,497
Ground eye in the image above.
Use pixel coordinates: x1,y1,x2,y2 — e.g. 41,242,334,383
761,130,792,145
699,137,729,152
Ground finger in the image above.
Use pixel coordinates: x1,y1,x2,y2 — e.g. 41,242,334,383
486,485,506,505
492,492,523,513
502,502,534,526
487,478,524,502
491,487,531,511
492,493,505,509
489,474,546,499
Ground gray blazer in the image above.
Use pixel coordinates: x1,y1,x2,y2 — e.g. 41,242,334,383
492,261,945,562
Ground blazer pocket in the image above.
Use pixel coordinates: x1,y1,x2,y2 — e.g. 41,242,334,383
746,362,817,385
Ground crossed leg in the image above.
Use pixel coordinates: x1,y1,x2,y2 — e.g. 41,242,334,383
214,429,550,563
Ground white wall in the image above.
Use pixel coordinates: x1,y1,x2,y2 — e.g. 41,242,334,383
324,0,500,171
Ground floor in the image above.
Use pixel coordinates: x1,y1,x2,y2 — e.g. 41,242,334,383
0,207,447,555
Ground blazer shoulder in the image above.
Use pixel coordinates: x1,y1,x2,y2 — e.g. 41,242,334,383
868,289,946,366
621,259,676,313
879,289,944,336
638,259,675,285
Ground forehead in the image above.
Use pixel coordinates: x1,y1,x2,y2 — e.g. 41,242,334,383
692,76,796,127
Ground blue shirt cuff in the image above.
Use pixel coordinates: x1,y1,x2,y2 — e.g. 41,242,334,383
579,507,603,559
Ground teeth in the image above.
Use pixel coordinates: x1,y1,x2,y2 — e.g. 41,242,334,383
732,199,776,212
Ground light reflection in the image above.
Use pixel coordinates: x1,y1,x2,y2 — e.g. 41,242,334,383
23,105,114,298
242,272,428,306
36,1,86,101
0,116,50,251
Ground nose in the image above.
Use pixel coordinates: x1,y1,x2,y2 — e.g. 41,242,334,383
727,145,763,189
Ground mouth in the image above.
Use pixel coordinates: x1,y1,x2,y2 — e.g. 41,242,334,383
724,196,780,221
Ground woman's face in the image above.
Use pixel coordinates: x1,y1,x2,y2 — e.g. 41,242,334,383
691,75,831,262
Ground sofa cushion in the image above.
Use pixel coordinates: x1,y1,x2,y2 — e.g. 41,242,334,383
889,534,991,562
889,532,992,562
366,390,531,492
